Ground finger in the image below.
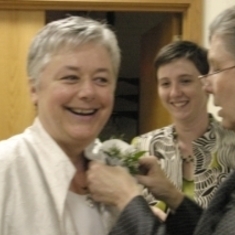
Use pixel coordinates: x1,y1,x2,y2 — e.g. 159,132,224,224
137,156,159,174
87,161,104,184
135,174,150,186
88,160,105,169
138,155,158,167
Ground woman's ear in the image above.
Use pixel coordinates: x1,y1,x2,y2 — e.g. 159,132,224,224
29,79,38,106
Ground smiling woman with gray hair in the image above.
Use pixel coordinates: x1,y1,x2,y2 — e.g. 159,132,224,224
0,16,121,235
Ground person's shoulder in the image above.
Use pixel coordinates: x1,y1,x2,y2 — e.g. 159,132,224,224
139,124,173,139
131,125,173,147
0,130,31,165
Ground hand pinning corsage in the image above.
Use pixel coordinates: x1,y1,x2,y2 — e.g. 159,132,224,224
85,139,146,174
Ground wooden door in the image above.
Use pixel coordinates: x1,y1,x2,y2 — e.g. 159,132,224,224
139,13,181,133
0,11,44,140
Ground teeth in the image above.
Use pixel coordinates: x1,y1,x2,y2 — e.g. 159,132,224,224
72,109,95,114
172,102,187,107
68,108,96,115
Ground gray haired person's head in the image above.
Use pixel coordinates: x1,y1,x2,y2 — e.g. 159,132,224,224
209,6,235,57
27,16,121,83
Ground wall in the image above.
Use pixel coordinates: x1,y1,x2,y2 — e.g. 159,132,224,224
203,0,235,119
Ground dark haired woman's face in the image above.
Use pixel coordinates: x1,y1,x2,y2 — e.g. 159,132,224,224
157,58,208,121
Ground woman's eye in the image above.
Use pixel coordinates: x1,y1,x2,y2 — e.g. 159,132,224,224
61,75,78,82
160,82,170,87
95,77,109,85
181,79,191,84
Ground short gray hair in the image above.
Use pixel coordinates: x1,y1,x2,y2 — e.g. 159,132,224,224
27,16,121,81
209,6,235,56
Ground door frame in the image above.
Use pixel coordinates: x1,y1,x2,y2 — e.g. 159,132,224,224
0,0,203,43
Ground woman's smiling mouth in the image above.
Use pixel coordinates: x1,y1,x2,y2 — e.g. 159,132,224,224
171,101,189,108
66,107,98,116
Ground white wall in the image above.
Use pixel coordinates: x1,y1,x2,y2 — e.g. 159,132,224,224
203,0,235,119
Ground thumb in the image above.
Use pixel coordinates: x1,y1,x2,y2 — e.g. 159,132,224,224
138,155,159,173
135,174,151,188
138,155,158,166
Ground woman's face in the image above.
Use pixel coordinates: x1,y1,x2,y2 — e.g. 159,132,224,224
205,34,235,131
157,58,208,122
31,43,116,148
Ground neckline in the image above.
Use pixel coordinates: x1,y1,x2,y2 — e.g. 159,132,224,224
172,113,214,142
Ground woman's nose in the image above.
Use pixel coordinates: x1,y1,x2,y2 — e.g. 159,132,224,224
170,84,182,97
76,80,95,100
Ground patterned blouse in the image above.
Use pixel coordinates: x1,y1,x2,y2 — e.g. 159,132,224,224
133,115,235,209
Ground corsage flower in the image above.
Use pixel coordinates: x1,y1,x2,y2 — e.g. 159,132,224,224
85,139,146,174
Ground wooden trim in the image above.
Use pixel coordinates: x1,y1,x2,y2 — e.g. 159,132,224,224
0,0,192,12
182,0,203,43
0,0,202,43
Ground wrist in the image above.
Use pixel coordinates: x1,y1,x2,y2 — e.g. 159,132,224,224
116,191,141,212
164,188,184,210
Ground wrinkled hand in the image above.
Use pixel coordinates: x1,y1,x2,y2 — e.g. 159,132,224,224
87,161,141,211
136,156,184,210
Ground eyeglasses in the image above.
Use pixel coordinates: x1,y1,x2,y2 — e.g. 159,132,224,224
198,65,235,85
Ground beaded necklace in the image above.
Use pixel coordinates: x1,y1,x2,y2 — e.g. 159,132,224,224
172,128,195,163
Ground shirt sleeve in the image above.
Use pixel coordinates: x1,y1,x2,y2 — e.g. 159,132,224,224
109,195,161,235
109,196,203,235
166,196,203,235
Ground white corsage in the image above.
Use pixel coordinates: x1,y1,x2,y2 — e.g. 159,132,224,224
85,139,146,174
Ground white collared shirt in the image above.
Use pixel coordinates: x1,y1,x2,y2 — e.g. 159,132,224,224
0,118,118,235
67,191,105,235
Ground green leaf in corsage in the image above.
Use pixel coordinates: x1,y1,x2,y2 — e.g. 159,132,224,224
100,139,147,174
